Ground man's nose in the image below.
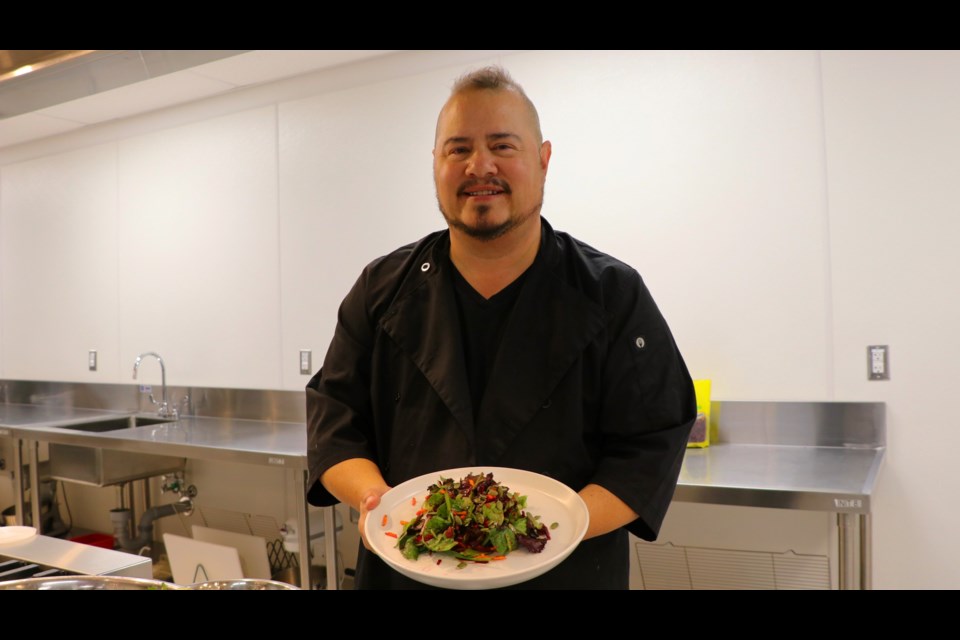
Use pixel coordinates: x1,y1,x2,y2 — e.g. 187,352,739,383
466,148,497,177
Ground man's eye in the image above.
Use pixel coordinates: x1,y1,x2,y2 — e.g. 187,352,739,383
492,144,514,152
449,147,469,156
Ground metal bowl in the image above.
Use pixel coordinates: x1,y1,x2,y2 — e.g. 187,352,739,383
190,579,300,590
0,575,186,590
271,565,326,589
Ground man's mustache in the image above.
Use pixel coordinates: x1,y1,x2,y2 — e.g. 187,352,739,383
457,178,512,196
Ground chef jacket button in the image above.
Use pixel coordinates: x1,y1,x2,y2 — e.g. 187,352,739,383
634,336,646,349
421,262,430,272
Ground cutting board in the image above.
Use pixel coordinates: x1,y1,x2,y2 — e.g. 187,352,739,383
163,533,244,585
191,525,272,580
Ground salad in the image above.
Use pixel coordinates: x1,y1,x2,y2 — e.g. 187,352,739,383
393,471,552,567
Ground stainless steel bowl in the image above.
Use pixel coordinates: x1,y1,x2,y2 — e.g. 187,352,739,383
271,565,326,589
190,579,299,590
0,575,186,590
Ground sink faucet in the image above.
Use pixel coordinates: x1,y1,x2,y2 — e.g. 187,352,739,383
133,351,176,418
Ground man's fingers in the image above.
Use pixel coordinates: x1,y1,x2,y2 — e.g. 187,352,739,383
359,488,388,552
362,492,381,512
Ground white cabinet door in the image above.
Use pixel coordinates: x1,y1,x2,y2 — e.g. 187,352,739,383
1,144,119,381
118,106,281,389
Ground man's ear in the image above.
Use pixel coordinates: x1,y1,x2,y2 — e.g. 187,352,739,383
540,140,552,174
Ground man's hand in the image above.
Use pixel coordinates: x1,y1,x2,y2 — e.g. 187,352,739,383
320,458,391,550
357,486,389,550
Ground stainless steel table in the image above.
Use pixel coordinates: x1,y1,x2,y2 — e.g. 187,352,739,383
673,401,886,590
0,404,333,590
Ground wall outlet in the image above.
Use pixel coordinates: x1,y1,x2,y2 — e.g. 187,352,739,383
868,345,889,380
299,349,312,375
88,349,97,371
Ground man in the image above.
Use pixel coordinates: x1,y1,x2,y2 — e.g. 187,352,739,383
306,66,695,589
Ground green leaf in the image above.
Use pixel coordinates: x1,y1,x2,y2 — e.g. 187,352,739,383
512,517,528,535
423,534,458,553
481,501,504,526
444,492,454,524
401,537,420,560
425,516,449,534
490,528,518,555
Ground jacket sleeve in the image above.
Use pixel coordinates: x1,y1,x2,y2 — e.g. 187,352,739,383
305,269,379,507
589,266,696,540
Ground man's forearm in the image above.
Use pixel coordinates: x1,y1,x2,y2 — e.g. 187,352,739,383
320,458,390,510
579,483,639,540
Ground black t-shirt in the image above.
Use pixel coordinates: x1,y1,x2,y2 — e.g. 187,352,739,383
449,256,534,423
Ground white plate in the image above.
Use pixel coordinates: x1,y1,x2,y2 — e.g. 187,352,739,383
365,467,589,589
0,526,37,545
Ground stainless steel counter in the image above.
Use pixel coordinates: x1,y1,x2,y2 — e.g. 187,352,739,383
677,444,883,512
672,401,886,590
2,388,885,591
0,404,131,430
0,402,333,590
3,409,308,466
1,533,153,579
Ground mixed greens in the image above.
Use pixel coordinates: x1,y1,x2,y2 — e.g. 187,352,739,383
394,472,551,567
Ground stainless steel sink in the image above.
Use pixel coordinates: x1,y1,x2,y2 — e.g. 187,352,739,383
55,415,172,433
48,415,186,487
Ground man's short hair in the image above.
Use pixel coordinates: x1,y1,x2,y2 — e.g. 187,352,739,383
449,66,543,145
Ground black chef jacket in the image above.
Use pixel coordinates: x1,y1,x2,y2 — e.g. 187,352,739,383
306,218,695,589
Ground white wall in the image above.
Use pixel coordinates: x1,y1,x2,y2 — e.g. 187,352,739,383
821,50,960,589
0,50,954,587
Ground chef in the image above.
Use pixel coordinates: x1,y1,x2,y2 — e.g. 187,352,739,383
306,66,696,589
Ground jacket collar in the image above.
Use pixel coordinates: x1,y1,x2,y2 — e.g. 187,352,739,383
379,218,606,459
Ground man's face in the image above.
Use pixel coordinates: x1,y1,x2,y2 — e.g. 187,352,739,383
433,89,551,241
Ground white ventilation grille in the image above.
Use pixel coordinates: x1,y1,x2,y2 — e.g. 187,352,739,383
636,542,830,590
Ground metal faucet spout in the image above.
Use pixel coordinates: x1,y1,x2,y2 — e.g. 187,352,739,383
133,351,171,417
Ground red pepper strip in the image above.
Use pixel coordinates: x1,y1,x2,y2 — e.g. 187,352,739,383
492,556,507,561
380,515,388,527
400,520,409,526
415,509,425,516
385,532,398,538
411,497,417,505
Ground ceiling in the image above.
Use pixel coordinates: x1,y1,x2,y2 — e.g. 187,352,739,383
0,50,397,150
0,50,97,82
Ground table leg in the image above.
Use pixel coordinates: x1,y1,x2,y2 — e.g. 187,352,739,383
12,439,24,525
294,468,312,589
859,514,872,590
28,440,41,534
837,512,857,590
323,506,337,590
